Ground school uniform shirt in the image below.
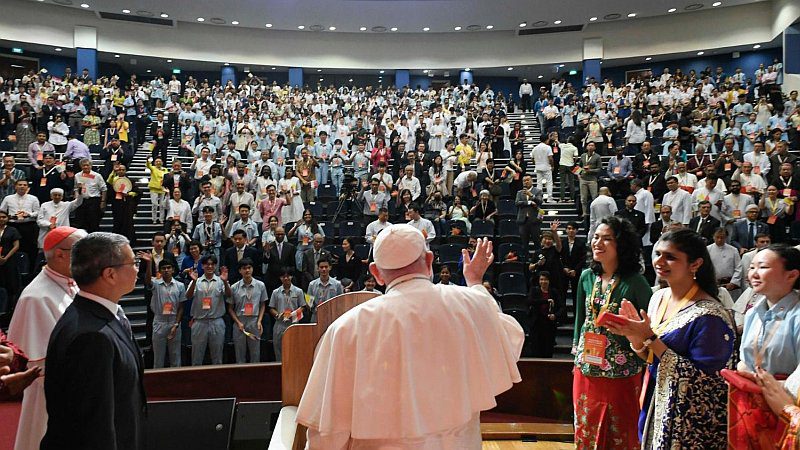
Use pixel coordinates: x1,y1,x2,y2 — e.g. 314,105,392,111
227,278,269,320
190,275,227,319
36,198,83,248
150,277,187,322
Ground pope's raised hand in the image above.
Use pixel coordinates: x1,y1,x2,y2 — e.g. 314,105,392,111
462,237,494,287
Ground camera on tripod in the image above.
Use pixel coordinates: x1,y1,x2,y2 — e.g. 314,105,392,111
339,171,361,199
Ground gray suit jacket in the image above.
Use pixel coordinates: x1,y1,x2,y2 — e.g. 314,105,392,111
515,187,544,224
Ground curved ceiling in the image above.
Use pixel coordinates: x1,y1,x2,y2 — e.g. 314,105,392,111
34,0,763,33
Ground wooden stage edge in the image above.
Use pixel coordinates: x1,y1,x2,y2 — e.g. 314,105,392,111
482,442,574,450
481,423,574,442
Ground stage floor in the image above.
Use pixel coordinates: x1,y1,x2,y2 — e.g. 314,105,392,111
483,442,574,449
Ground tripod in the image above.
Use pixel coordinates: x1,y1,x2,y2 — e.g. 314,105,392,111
331,189,364,223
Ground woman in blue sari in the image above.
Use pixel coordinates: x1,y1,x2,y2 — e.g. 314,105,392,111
606,229,736,449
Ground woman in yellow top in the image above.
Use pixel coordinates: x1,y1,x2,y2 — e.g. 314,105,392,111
115,114,130,145
146,157,169,224
455,139,475,171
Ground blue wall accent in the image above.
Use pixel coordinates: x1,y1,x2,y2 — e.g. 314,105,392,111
600,48,782,84
220,65,237,86
786,25,800,74
289,67,303,87
582,59,601,86
76,48,97,80
395,69,410,89
459,70,473,85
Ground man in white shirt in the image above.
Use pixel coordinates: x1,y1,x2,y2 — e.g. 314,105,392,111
8,227,87,450
530,136,554,201
396,165,422,201
631,179,655,246
296,226,523,449
0,179,40,269
692,174,725,221
661,176,693,225
365,207,392,245
407,204,435,246
743,142,770,178
589,187,618,237
558,137,579,203
519,79,533,112
706,228,741,285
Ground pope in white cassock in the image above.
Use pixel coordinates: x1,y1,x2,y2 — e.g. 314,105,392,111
296,224,525,449
7,226,87,450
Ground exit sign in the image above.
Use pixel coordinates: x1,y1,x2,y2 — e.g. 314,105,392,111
11,48,23,54
172,68,181,74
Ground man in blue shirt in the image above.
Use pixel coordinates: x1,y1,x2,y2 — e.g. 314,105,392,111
606,147,633,199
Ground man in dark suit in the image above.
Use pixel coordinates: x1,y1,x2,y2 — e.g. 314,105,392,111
162,159,192,203
560,221,587,301
516,175,544,254
615,195,647,239
688,200,721,244
264,226,296,292
149,111,168,138
644,162,667,202
300,234,332,290
730,205,770,254
649,204,679,245
42,232,145,450
222,229,261,283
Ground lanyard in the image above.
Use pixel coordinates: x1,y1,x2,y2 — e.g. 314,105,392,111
653,284,700,335
752,311,785,368
199,278,216,298
588,275,618,320
767,197,780,215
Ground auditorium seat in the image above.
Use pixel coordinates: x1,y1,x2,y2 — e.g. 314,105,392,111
497,200,516,219
498,242,527,262
471,219,494,237
498,219,521,242
337,221,363,240
438,243,465,265
498,272,527,297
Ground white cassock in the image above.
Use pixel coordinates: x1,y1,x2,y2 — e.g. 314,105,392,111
7,266,79,450
296,275,524,449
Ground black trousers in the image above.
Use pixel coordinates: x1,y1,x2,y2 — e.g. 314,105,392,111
521,94,532,112
75,196,103,233
9,221,37,272
519,220,541,257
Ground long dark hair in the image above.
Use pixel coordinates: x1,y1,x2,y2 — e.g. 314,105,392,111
657,228,719,300
589,216,642,278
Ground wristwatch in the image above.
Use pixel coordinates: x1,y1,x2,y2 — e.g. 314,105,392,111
642,333,659,347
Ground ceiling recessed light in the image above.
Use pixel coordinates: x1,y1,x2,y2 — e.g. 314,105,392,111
231,20,239,25
668,8,677,12
54,47,62,52
160,12,168,18
519,22,527,27
224,62,230,66
507,67,514,71
328,26,336,30
166,59,172,62
390,27,398,31
554,20,562,24
317,69,322,72
297,25,305,29
423,27,430,31
196,17,204,22
627,12,637,17
712,1,722,6
464,68,471,72
319,78,323,81
537,75,544,79
379,70,385,74
697,51,705,55
265,23,272,27
146,69,152,73
80,3,89,8
558,64,565,67
114,54,120,58
359,26,367,31
486,25,494,29
122,9,130,13
423,69,429,73
645,57,652,61
753,44,762,49
589,17,598,21
454,26,462,30
271,67,276,70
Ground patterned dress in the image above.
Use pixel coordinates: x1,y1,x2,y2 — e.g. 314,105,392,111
639,292,736,449
572,269,653,450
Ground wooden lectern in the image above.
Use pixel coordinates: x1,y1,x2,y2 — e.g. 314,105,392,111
270,291,379,449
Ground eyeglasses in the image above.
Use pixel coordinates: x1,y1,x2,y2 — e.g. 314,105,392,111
105,257,140,269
